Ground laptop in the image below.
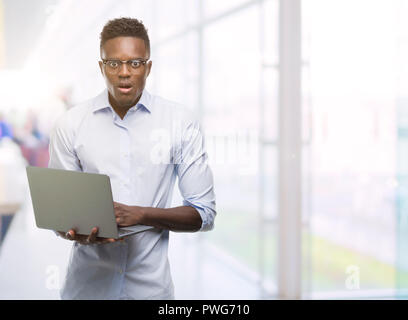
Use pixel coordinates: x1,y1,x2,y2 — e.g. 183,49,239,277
26,166,154,239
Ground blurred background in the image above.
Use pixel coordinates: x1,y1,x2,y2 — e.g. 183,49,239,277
0,0,407,299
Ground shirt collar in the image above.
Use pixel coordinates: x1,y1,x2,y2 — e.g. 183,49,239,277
92,88,153,114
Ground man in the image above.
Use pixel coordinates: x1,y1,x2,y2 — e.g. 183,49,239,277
49,17,216,300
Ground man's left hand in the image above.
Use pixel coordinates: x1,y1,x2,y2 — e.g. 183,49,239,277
114,202,144,227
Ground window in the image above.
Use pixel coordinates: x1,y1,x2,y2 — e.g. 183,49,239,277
302,0,406,297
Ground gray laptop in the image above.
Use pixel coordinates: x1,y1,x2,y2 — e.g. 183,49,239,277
26,166,153,239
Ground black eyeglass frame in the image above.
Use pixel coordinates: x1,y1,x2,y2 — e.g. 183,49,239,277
101,58,150,70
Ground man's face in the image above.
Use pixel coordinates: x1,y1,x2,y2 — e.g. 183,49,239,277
99,36,152,110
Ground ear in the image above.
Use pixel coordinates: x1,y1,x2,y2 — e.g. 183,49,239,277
145,60,152,78
98,61,104,76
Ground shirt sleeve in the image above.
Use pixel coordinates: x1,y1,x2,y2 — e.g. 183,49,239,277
175,119,217,232
48,113,82,172
48,113,82,237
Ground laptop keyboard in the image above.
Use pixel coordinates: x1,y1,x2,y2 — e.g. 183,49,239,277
118,228,133,236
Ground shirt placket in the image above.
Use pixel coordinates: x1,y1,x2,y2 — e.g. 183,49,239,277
114,116,132,298
117,240,129,297
117,119,132,204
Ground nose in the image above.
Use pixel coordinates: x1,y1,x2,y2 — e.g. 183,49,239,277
118,62,131,77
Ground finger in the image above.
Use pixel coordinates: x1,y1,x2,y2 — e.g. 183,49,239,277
87,227,99,243
114,206,122,215
96,237,117,244
66,229,76,240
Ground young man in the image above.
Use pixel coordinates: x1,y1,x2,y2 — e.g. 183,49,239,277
49,18,216,300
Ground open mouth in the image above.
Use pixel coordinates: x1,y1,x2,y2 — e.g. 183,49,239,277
117,84,133,94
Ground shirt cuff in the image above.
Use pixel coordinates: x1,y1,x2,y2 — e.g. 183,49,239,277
182,200,214,232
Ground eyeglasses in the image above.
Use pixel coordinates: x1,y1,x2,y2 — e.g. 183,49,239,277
101,58,149,75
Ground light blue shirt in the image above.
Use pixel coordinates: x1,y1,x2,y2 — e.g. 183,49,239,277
48,89,216,299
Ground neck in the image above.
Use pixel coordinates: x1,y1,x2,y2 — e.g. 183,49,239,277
108,93,142,119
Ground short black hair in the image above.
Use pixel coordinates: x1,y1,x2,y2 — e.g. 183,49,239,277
100,17,150,57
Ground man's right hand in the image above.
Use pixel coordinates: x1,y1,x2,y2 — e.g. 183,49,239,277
57,227,118,245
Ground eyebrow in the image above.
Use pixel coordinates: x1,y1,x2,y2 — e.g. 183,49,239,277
102,57,147,61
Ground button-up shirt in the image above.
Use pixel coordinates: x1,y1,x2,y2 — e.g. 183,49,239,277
48,89,216,299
